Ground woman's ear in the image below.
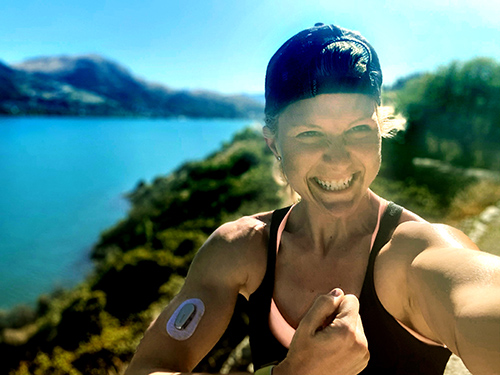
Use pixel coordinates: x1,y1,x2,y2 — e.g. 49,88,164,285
263,126,281,160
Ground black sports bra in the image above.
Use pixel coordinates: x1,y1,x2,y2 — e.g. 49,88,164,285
248,203,452,374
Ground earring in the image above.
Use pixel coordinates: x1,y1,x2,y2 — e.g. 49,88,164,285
277,156,282,161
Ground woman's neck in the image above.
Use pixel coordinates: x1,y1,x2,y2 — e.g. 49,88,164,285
287,190,383,256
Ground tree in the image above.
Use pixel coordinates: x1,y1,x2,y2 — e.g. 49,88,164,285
394,57,500,170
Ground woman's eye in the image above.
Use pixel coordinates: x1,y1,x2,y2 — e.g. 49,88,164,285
348,125,372,133
297,131,321,138
344,124,377,143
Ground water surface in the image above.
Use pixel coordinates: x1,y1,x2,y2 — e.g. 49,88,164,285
0,116,257,309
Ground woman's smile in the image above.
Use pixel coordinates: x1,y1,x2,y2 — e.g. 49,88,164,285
313,174,355,192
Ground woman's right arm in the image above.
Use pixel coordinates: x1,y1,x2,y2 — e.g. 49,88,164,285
125,218,266,375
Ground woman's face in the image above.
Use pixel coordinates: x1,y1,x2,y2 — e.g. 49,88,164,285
268,93,381,215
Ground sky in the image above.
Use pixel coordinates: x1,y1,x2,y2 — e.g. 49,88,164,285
1,0,499,95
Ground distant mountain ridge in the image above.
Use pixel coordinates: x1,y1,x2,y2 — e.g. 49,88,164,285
0,55,264,118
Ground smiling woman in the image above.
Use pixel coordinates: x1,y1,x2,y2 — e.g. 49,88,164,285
126,23,500,375
265,94,381,215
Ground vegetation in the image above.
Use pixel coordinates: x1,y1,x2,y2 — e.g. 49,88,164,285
1,57,500,374
0,127,282,375
386,57,500,175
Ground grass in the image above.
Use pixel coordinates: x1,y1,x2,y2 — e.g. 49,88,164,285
445,180,500,225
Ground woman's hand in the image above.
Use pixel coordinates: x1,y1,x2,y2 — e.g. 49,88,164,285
274,289,369,375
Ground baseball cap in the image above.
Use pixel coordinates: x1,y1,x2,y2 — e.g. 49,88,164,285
265,23,382,119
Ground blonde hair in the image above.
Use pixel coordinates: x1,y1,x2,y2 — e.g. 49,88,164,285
377,105,406,138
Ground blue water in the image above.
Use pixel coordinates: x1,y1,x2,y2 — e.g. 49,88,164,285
0,116,258,309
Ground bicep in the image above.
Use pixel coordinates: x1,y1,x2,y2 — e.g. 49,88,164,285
129,280,240,373
376,221,500,372
127,232,250,373
408,248,500,352
376,222,495,348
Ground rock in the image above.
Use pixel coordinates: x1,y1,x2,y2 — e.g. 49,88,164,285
479,206,500,223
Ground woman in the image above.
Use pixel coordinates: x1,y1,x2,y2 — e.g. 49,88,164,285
126,23,500,375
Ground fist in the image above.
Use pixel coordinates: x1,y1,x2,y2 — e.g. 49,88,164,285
275,289,369,375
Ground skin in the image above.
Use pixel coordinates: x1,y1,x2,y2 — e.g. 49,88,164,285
126,94,500,375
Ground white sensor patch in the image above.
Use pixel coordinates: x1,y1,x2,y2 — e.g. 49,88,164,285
166,298,205,340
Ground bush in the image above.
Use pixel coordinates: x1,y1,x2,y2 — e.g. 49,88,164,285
447,180,500,223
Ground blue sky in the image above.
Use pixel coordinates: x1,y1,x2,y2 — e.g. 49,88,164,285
1,0,499,94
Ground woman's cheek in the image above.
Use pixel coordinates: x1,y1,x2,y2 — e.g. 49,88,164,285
280,137,313,156
280,149,315,184
348,136,381,158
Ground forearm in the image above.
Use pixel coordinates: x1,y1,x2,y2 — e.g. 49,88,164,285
409,248,500,374
452,285,500,375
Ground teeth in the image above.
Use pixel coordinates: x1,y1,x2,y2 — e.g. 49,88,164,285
314,176,353,191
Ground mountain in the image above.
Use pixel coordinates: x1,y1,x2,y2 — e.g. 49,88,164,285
0,62,21,100
0,55,263,118
245,93,265,104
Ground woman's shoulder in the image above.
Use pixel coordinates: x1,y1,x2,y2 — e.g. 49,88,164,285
375,204,479,297
392,206,479,252
192,210,275,298
209,210,274,249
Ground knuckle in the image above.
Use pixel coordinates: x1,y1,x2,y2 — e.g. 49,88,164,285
362,349,371,367
346,325,358,339
344,294,360,307
347,328,368,352
356,336,369,352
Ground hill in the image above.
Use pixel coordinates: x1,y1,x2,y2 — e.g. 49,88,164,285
0,55,264,118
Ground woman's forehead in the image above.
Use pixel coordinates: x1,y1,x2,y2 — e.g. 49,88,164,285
278,93,377,125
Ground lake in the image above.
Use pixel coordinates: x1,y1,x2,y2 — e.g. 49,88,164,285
0,116,259,309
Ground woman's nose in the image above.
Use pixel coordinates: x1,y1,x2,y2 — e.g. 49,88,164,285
322,138,351,166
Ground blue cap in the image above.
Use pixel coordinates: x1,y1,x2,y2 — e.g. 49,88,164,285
265,23,382,119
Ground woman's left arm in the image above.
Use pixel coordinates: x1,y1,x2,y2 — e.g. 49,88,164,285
376,222,500,375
